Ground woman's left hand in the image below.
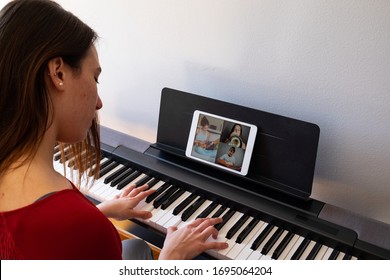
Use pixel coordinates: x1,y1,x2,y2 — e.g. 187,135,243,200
97,184,155,220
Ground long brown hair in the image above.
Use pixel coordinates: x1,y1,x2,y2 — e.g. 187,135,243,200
0,0,101,186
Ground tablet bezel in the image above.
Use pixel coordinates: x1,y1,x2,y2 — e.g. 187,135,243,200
185,110,257,176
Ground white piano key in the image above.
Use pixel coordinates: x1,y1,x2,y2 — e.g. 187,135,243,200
247,226,279,260
321,247,334,260
157,191,194,228
227,217,258,259
232,220,266,260
218,215,251,259
314,244,330,260
299,240,316,260
336,251,346,260
149,191,188,223
277,233,301,260
266,230,289,260
284,235,305,260
206,211,244,259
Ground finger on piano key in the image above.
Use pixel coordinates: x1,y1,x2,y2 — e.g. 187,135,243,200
134,180,167,212
206,210,243,259
180,197,206,222
145,182,171,204
214,208,236,231
178,199,215,228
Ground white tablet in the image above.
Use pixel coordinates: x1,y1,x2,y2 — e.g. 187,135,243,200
185,110,257,176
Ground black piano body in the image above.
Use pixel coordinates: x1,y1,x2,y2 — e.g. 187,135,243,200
60,87,390,259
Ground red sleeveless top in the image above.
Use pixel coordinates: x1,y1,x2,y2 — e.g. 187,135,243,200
0,186,122,259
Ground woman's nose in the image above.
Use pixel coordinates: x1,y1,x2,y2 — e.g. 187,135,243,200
96,95,103,110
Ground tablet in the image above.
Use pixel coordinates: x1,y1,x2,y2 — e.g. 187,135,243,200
185,110,257,176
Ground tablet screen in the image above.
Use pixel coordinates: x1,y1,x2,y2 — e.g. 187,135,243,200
185,110,257,176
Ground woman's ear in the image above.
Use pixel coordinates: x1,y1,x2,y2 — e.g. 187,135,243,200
47,57,66,91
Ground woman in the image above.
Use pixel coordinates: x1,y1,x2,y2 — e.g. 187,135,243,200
0,0,227,260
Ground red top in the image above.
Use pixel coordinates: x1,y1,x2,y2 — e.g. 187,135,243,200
0,185,122,259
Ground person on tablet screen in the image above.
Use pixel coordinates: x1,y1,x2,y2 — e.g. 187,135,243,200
193,116,219,157
217,146,237,169
225,123,246,150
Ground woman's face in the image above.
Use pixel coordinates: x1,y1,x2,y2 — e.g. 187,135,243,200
55,46,102,143
231,124,241,136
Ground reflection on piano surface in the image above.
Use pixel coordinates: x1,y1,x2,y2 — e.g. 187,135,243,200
54,88,390,260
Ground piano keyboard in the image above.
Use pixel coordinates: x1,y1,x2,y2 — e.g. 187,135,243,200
53,146,363,260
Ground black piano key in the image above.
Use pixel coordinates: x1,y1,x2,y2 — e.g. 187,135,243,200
103,165,129,184
172,193,197,215
226,215,250,239
134,175,152,187
215,209,235,231
181,197,206,221
236,218,260,244
250,224,274,250
153,186,178,208
99,158,112,170
211,205,227,218
145,177,160,188
290,237,311,260
110,168,134,187
145,182,170,203
306,242,322,260
272,231,294,260
98,161,119,178
343,253,352,260
261,227,284,255
161,189,185,210
54,145,60,154
328,248,340,260
117,170,142,190
196,201,218,219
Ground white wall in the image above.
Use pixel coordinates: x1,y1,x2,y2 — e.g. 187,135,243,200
3,0,389,224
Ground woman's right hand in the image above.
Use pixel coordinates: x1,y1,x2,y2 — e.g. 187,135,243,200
158,218,229,260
